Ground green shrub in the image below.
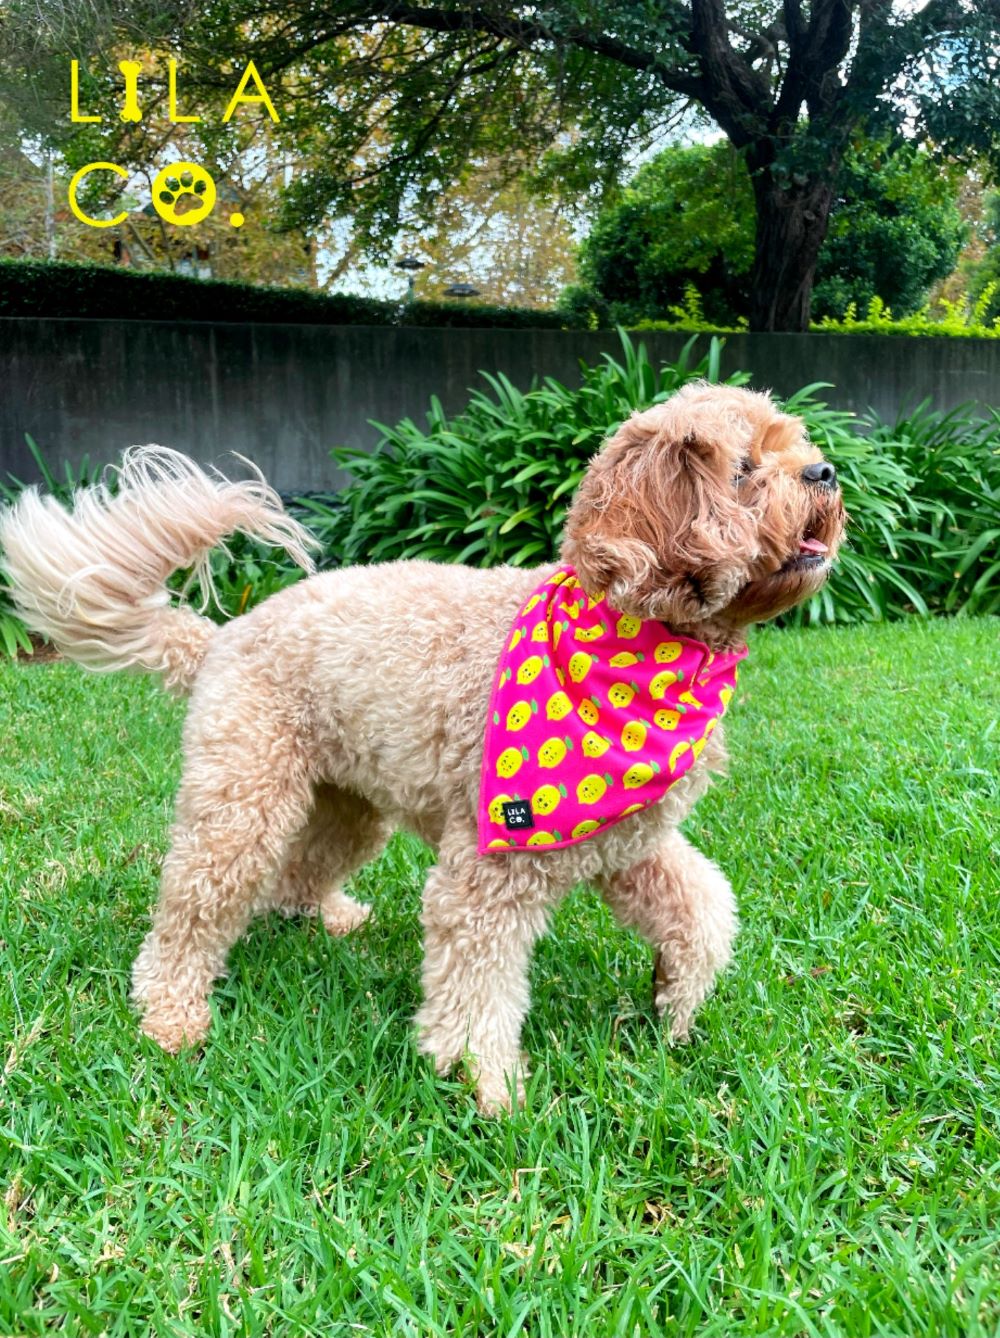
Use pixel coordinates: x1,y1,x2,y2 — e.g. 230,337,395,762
310,333,746,569
628,289,1000,339
860,400,1000,615
0,259,572,329
813,291,1000,339
314,334,1000,625
3,337,997,658
777,388,933,625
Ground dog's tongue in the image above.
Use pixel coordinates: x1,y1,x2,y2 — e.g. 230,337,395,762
799,537,829,555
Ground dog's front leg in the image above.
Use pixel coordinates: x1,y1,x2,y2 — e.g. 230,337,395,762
601,830,737,1042
415,851,549,1115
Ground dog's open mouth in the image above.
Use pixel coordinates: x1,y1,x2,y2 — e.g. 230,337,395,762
781,533,830,572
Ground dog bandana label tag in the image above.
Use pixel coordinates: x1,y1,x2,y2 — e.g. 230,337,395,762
502,799,534,831
478,565,747,854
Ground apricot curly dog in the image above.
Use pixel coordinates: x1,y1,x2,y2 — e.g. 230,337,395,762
1,383,845,1113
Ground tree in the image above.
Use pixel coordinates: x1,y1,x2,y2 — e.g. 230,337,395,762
575,139,966,325
2,1,998,329
811,145,966,320
398,159,580,307
967,191,1000,321
575,142,755,326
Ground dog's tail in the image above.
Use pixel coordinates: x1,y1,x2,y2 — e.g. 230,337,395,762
0,446,317,693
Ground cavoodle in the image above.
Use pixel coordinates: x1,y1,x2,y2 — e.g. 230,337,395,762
1,382,845,1113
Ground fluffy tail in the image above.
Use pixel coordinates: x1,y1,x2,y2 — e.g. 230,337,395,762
0,446,317,693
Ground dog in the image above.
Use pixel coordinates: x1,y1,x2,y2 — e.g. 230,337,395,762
0,382,845,1113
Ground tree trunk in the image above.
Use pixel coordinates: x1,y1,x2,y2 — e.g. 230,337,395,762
748,166,835,332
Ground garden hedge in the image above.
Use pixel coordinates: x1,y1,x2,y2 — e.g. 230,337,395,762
0,259,570,329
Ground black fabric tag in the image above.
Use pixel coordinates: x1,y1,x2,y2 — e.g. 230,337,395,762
502,800,534,830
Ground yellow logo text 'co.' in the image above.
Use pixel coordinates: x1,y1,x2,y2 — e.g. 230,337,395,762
69,162,220,229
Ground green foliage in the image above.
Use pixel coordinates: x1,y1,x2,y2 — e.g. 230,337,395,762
775,388,935,626
576,143,755,327
575,140,965,326
317,334,1000,625
630,284,745,335
811,143,966,319
861,400,1000,615
167,534,310,623
967,191,1000,323
309,333,747,568
813,291,1000,337
0,259,571,329
0,598,31,659
5,1,1000,333
633,288,1000,338
4,339,997,653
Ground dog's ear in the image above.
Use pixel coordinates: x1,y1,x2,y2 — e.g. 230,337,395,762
561,402,761,622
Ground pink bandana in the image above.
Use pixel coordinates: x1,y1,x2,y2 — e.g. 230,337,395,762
478,566,746,854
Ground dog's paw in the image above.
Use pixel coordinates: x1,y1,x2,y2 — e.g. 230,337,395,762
652,955,696,1044
475,1070,525,1117
139,999,211,1054
320,893,372,936
666,1016,693,1046
473,1056,528,1116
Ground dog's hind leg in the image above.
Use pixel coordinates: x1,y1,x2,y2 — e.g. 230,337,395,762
600,830,737,1043
271,783,391,934
132,731,315,1054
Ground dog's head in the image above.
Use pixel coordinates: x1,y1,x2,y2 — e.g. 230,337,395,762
560,382,846,631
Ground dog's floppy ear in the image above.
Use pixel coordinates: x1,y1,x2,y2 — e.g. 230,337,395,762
561,399,760,623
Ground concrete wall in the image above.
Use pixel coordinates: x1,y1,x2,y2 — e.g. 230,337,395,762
2,317,998,492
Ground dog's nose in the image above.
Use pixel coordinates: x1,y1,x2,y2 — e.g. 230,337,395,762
802,461,837,487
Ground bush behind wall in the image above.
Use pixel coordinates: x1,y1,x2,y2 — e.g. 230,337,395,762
0,259,569,329
2,333,998,656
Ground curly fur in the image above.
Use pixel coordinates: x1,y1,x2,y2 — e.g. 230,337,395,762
0,383,845,1114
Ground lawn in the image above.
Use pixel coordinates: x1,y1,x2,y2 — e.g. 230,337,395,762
0,616,998,1337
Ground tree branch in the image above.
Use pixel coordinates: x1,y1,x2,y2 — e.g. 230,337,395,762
363,2,706,100
689,0,771,143
774,0,853,128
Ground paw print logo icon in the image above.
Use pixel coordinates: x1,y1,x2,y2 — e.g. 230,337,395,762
151,162,216,226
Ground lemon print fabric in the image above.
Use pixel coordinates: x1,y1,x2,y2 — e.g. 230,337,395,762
477,565,747,854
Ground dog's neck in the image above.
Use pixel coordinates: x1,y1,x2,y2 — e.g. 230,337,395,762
667,615,749,656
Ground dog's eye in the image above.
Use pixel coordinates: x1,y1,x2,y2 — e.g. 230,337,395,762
733,458,753,486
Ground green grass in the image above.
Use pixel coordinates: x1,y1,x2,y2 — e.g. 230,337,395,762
1,617,998,1337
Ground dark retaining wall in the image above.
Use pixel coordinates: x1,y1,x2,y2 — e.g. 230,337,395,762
2,318,998,492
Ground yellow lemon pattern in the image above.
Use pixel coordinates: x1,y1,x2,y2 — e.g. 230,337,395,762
608,681,638,709
621,721,647,752
650,669,684,700
577,697,600,726
546,690,573,721
517,655,549,685
532,783,567,816
654,640,683,663
577,773,612,805
505,699,538,731
654,707,683,731
571,819,602,838
568,651,593,683
478,565,746,853
538,736,571,768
